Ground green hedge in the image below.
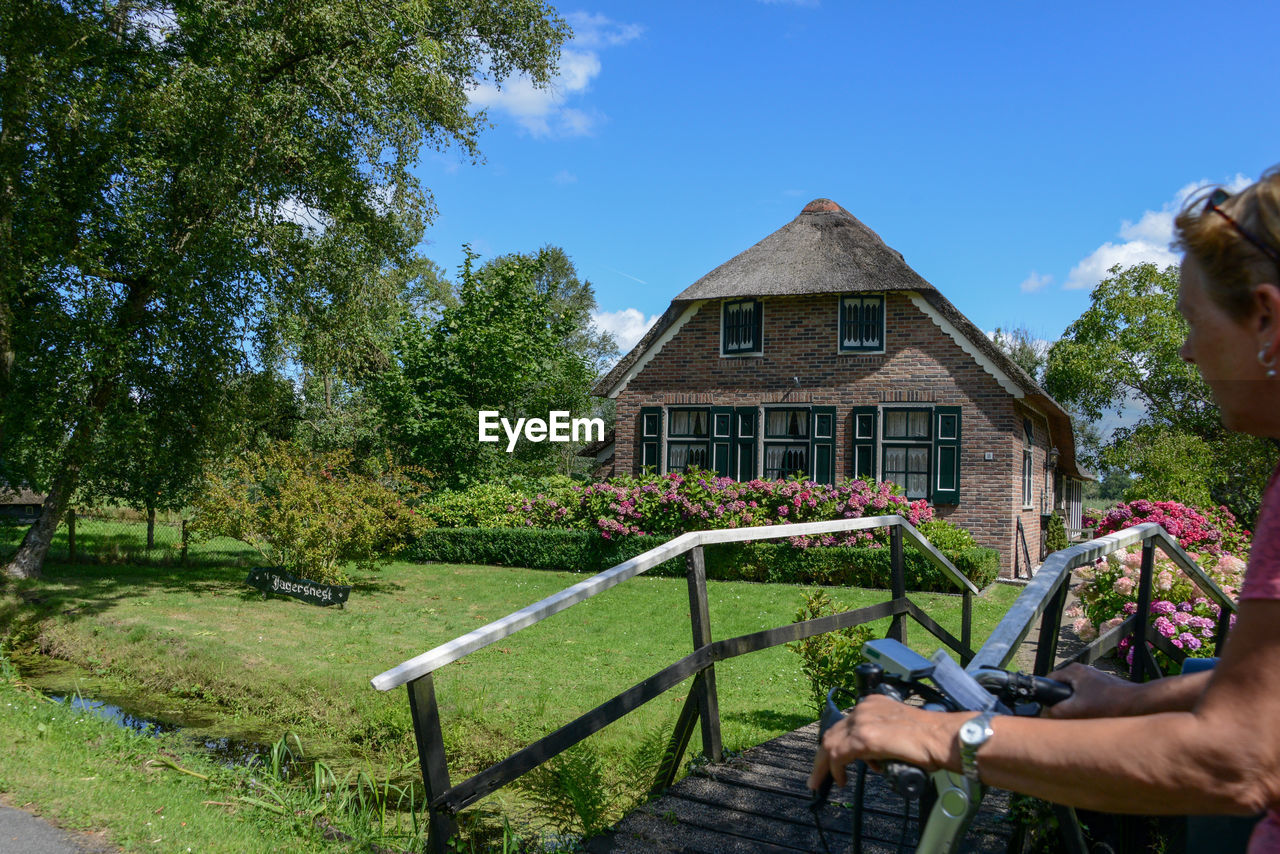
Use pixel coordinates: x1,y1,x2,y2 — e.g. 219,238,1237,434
406,528,999,592
404,528,687,577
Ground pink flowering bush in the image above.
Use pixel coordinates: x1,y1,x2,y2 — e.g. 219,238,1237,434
1083,499,1251,556
1070,544,1246,673
516,471,933,541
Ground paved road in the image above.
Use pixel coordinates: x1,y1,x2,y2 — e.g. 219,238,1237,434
0,805,116,854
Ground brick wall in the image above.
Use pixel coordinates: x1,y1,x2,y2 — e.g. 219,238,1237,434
612,292,1057,577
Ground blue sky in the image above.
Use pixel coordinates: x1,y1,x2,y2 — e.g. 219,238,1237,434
412,1,1280,355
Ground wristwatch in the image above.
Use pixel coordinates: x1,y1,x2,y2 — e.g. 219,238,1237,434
958,711,996,782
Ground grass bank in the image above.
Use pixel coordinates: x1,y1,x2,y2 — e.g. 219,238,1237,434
1,559,1021,847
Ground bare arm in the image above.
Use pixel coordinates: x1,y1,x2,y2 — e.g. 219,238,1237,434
810,600,1280,816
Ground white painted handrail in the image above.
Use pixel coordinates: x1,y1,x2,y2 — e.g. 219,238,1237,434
371,514,976,691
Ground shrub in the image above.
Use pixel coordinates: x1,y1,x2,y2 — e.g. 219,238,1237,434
407,528,998,591
1070,545,1245,674
191,443,426,585
1088,499,1251,556
405,527,685,576
788,589,875,714
1043,513,1069,554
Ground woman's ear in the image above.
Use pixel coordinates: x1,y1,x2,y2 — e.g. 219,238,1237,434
1256,283,1280,352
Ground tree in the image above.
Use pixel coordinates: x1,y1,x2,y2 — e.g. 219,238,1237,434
375,249,596,485
992,325,1051,384
2,0,569,579
1044,263,1278,526
488,246,619,376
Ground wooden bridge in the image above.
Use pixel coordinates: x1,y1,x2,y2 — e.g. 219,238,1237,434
584,720,1015,853
371,518,1236,854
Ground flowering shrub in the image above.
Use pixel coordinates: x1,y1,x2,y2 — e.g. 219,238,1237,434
521,471,934,542
1084,499,1251,556
1069,545,1245,673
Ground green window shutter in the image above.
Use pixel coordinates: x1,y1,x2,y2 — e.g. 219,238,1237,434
711,406,734,477
851,406,877,480
639,407,662,474
933,406,962,504
810,406,836,485
733,406,757,481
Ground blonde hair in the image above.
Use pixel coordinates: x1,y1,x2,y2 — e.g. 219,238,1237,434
1173,166,1280,319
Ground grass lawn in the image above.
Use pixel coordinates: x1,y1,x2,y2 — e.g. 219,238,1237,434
0,558,1022,848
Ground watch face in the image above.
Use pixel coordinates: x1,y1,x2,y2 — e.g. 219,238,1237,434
959,720,981,743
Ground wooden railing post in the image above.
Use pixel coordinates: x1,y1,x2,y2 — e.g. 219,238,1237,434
407,674,457,854
961,589,973,655
1130,540,1157,683
1033,578,1068,677
888,525,907,644
685,545,722,763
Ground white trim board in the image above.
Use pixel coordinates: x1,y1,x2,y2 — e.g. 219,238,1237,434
606,301,703,399
906,292,1023,398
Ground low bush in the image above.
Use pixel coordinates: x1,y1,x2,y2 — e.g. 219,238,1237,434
404,527,686,577
1043,513,1069,554
407,527,999,591
191,443,426,585
788,589,875,714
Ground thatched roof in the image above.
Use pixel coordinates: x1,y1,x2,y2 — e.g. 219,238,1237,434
0,485,45,505
594,199,1090,479
673,199,935,300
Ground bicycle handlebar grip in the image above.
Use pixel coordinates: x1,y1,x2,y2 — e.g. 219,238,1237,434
1031,675,1073,706
882,760,928,800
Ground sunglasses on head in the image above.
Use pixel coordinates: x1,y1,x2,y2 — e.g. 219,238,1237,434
1203,188,1280,268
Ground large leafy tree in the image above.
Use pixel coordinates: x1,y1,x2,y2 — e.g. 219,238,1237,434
376,250,597,485
1,0,568,578
1044,263,1278,525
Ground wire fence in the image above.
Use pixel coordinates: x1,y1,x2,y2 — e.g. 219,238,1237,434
0,507,256,567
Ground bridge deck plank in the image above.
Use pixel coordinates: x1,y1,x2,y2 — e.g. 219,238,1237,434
586,721,1015,853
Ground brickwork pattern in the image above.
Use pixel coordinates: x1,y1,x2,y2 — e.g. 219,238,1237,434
612,293,1054,576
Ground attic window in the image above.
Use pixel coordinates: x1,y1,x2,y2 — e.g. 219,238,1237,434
722,299,762,355
839,295,884,352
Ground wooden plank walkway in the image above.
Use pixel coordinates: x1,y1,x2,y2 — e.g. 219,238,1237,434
585,721,1015,853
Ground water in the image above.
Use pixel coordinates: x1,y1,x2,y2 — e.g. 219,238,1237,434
50,694,181,736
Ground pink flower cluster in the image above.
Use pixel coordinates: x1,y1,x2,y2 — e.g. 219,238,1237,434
1085,499,1251,557
1074,543,1246,673
518,472,934,541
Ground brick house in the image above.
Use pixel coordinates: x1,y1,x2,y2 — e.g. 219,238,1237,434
590,199,1090,577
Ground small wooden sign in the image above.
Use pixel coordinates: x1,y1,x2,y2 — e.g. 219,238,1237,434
246,567,351,607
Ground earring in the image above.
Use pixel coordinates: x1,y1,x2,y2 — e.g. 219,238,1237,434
1261,347,1278,379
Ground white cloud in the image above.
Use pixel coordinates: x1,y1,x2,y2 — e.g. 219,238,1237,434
1019,271,1052,293
553,170,578,185
468,13,642,137
591,308,659,353
275,196,328,234
1064,241,1180,291
1063,173,1254,291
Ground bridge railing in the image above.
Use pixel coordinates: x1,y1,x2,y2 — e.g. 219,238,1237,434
371,515,980,852
968,521,1237,682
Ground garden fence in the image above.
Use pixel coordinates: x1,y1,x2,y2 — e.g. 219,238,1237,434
0,507,252,566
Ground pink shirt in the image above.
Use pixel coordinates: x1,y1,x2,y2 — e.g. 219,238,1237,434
1240,461,1280,601
1240,461,1280,853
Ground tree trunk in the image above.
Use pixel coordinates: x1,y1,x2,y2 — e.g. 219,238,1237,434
3,277,153,579
146,504,155,549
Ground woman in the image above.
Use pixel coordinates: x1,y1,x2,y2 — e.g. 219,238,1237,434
809,167,1280,850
